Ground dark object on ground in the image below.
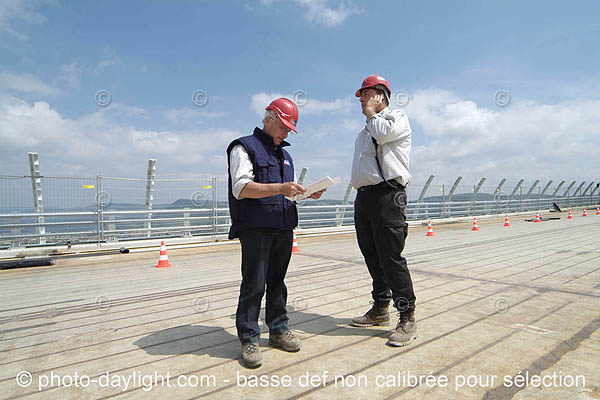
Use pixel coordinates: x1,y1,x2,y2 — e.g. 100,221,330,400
0,257,56,270
119,247,130,254
524,217,561,222
551,202,562,212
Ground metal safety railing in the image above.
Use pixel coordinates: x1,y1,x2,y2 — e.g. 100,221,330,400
1,158,599,249
1,178,599,248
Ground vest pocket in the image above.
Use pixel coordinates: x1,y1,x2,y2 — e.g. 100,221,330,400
256,159,278,183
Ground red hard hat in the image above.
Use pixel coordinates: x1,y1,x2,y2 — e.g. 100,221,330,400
265,98,299,132
355,75,391,97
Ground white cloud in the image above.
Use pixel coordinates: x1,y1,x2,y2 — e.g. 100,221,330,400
304,117,362,141
0,72,60,95
0,0,50,40
260,0,362,27
0,93,240,177
93,48,122,75
295,0,362,27
1,87,598,190
403,89,600,185
250,92,353,116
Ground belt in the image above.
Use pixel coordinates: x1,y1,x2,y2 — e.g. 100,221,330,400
357,181,405,192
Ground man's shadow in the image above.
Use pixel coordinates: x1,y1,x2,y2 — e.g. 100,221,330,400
133,306,388,364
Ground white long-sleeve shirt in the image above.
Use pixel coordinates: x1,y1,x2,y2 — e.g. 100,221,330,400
229,145,255,200
229,145,296,200
350,107,412,189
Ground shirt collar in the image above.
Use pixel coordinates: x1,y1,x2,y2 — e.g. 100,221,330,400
253,127,290,148
365,106,390,123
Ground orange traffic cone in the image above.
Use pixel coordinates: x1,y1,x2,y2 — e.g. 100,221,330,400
471,217,480,231
567,209,573,219
534,212,541,223
155,241,172,268
504,214,511,227
582,208,588,217
425,220,435,236
596,207,600,215
292,231,300,253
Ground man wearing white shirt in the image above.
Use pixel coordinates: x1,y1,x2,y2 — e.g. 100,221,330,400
350,75,418,348
226,97,324,368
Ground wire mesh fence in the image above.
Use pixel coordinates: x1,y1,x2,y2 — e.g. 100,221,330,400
1,175,598,248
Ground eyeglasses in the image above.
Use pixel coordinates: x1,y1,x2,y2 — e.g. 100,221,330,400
275,118,291,133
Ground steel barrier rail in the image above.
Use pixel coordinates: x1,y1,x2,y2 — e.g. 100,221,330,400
1,195,599,248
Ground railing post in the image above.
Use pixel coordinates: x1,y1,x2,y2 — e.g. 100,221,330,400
336,183,353,226
97,175,104,243
183,209,191,236
443,177,462,217
145,159,156,238
493,178,507,214
416,175,435,219
441,184,444,218
212,177,218,237
470,177,486,216
553,180,565,209
28,152,45,244
519,187,522,212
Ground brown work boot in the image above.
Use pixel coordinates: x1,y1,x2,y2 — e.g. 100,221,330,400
241,343,262,368
269,330,302,352
351,301,391,327
387,310,417,347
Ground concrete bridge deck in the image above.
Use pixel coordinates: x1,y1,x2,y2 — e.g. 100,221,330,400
1,210,599,399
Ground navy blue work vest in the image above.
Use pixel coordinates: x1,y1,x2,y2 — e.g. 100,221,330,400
226,127,298,239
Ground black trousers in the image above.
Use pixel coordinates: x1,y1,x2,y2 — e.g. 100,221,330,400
236,229,293,344
354,185,416,312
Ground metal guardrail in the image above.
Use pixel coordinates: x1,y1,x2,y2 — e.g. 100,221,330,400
2,168,599,248
1,191,599,248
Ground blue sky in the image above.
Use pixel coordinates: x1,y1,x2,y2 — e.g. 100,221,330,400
1,0,599,192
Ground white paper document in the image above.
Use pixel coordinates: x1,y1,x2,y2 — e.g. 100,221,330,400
285,176,341,201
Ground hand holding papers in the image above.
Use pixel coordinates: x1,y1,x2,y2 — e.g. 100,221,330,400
285,176,341,201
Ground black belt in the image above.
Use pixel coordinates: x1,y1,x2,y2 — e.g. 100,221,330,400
357,181,405,192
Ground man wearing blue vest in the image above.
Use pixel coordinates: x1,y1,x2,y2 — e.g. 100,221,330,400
227,97,324,368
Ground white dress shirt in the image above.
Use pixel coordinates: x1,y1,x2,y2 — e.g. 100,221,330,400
350,107,412,189
229,145,296,199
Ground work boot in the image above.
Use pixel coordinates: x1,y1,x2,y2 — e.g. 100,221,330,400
241,343,262,368
351,301,391,327
269,330,302,352
387,310,417,347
